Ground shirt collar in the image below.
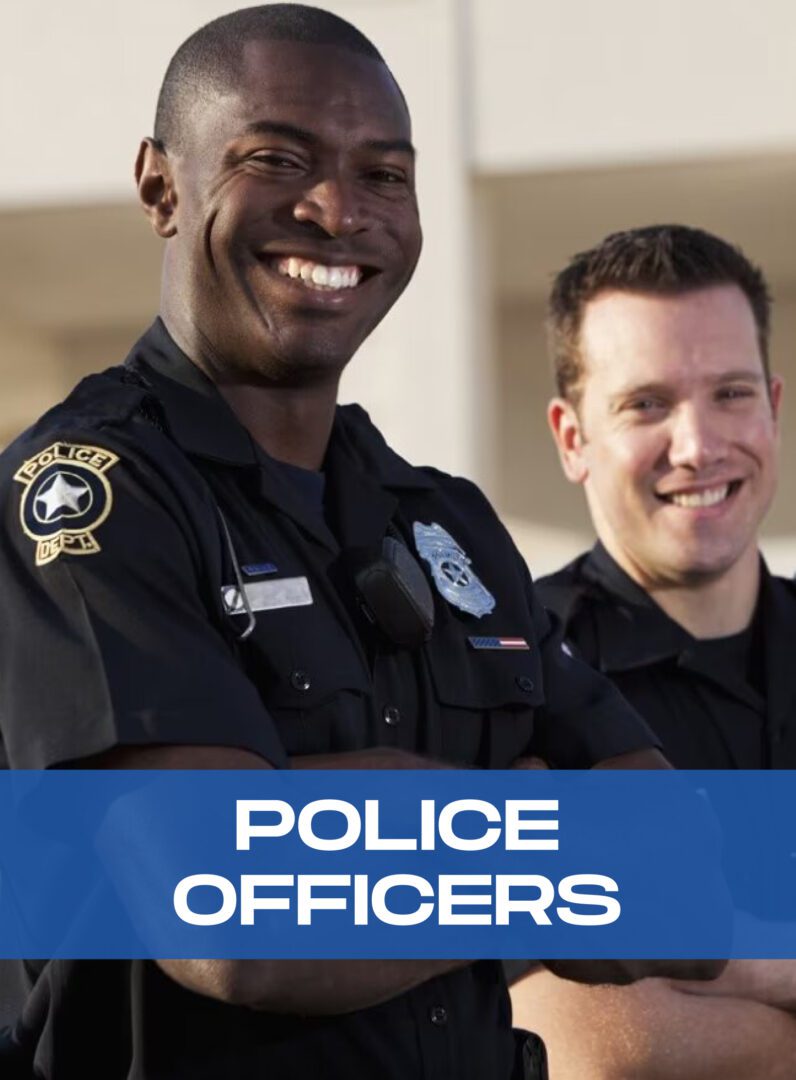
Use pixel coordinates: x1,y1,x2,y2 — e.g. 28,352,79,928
123,315,438,496
581,543,695,672
581,543,796,715
123,319,435,493
328,404,436,493
124,319,258,466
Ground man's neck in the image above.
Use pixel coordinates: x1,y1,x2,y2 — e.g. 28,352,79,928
606,542,761,639
216,381,336,471
159,307,339,470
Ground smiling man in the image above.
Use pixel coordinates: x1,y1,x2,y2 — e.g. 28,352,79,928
0,13,722,1080
510,224,796,1078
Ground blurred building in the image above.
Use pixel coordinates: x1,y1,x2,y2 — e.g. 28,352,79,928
2,0,795,574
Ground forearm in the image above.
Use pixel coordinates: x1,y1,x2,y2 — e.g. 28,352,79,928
591,748,671,770
157,957,469,1014
88,745,454,772
511,970,796,1080
541,958,725,984
675,960,796,1012
123,746,459,1008
290,747,455,769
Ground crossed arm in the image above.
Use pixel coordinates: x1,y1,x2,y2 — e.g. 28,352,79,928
510,962,796,1080
89,742,721,1015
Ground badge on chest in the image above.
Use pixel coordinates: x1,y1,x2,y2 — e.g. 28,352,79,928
413,521,496,618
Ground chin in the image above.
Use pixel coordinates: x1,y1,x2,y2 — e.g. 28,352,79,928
668,549,747,584
266,328,362,375
237,340,349,386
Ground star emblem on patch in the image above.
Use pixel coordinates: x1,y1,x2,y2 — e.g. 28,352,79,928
33,472,93,523
14,442,119,566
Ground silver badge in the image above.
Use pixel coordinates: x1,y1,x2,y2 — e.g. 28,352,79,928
413,522,496,618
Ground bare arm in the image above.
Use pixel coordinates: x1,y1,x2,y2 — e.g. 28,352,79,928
510,967,796,1080
537,744,725,986
93,743,721,1009
674,959,796,1013
591,748,671,770
91,742,466,1014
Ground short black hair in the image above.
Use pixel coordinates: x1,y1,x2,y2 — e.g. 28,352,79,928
548,224,772,405
154,4,387,151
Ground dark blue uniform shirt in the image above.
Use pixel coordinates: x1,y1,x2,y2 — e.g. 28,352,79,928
537,542,796,924
0,323,656,1080
537,543,796,771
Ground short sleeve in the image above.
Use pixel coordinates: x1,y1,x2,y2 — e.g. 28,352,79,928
0,432,288,770
529,577,660,767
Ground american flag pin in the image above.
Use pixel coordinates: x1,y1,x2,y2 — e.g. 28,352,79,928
468,636,530,651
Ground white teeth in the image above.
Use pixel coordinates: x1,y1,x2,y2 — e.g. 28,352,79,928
668,485,731,508
273,257,362,291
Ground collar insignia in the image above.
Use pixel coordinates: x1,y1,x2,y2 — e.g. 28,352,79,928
413,521,496,618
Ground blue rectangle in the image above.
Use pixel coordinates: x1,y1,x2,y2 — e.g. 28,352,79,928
242,562,278,577
1,771,793,959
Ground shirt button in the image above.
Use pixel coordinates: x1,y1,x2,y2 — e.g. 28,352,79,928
429,1005,448,1026
383,705,401,726
290,670,312,692
516,675,535,693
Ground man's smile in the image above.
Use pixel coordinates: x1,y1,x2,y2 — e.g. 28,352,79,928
274,256,362,290
654,480,744,510
251,250,383,307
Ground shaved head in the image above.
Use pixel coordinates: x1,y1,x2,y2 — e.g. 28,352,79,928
154,4,390,151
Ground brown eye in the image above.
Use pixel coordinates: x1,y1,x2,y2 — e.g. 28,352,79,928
366,168,407,184
718,386,755,402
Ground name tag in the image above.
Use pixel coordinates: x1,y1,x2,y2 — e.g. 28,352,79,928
222,576,313,615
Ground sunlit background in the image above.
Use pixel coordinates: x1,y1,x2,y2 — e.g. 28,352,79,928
2,0,795,574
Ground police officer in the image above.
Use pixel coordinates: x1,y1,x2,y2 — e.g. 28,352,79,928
511,224,796,1077
0,14,721,1080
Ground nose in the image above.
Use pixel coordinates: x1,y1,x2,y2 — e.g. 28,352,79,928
667,403,728,470
292,175,367,238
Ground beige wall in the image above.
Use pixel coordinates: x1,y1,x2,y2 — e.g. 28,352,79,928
0,0,483,483
495,294,796,576
2,1,796,574
470,0,796,171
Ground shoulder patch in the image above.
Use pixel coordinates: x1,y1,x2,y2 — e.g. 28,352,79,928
14,442,119,566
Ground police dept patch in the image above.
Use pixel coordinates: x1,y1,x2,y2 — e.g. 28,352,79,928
14,442,119,566
413,521,496,618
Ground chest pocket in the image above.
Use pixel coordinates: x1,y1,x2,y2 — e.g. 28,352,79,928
423,615,544,768
237,597,371,758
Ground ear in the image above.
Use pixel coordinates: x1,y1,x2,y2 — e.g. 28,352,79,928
135,138,178,238
769,374,784,422
547,397,588,484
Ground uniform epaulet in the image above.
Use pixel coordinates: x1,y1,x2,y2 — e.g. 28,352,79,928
24,367,152,442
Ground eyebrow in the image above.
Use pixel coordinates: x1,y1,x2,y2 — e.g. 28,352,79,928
713,369,766,383
242,120,415,157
